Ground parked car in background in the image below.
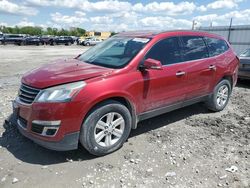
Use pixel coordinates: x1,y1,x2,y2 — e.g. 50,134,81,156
23,36,42,45
0,33,3,44
239,48,250,80
1,34,26,45
53,36,74,45
70,36,79,44
40,35,55,45
77,36,88,45
81,37,102,46
12,30,239,156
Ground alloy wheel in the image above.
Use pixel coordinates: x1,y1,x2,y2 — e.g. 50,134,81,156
94,112,125,147
216,85,229,107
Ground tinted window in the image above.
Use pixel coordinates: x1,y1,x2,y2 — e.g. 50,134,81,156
145,37,182,65
6,35,23,38
240,48,250,57
95,32,101,36
181,36,209,61
205,37,229,57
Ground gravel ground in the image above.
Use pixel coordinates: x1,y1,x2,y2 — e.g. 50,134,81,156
0,45,249,188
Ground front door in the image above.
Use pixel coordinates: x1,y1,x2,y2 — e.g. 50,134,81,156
140,37,188,112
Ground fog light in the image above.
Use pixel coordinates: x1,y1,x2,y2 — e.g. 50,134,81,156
32,120,61,137
41,127,59,137
45,128,58,136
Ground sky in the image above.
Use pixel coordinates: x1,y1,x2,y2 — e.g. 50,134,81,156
0,0,250,32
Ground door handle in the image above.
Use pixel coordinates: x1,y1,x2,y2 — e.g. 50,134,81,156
176,71,186,76
209,65,216,71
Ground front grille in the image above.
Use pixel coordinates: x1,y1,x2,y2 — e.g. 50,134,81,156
18,84,40,104
31,123,44,134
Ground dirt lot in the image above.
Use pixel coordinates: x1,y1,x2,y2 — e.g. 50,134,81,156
0,45,249,188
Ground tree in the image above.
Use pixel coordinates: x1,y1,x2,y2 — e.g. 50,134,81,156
0,26,87,37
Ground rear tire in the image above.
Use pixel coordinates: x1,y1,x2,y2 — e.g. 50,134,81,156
80,100,132,156
205,79,231,112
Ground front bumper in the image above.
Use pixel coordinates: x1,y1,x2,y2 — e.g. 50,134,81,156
11,98,83,151
10,112,79,151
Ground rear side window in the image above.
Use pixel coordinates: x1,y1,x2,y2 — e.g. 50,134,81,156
205,37,229,57
181,36,209,61
145,37,182,65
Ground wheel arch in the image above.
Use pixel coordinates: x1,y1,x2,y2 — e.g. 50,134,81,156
219,74,233,92
82,95,138,130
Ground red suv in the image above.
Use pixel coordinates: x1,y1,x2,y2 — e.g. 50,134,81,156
12,31,239,156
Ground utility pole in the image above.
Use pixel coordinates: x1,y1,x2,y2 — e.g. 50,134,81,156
228,18,233,42
192,20,196,30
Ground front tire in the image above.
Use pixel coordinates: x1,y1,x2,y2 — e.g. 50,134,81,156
80,100,132,156
205,79,231,112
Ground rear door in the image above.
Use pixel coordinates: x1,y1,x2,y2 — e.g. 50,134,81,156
180,36,216,100
140,37,188,112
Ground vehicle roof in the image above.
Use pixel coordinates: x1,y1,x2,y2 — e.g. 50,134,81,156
115,30,223,39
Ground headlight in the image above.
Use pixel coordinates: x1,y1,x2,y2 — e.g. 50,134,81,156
35,81,86,103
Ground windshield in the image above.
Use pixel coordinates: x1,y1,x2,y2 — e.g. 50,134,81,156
240,49,250,57
78,36,150,69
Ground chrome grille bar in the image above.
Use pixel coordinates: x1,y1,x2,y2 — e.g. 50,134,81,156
18,84,40,104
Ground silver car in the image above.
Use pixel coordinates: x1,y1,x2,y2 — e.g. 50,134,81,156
83,37,102,46
239,48,250,80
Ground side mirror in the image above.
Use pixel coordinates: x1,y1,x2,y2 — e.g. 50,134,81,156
143,58,163,70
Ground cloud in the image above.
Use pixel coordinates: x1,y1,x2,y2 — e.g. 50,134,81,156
206,0,241,10
194,9,250,27
75,11,86,17
133,1,196,16
51,12,88,26
90,16,113,24
26,0,131,12
197,5,207,12
2,0,246,31
0,22,8,27
16,20,35,27
79,1,131,13
25,0,80,7
139,16,192,30
0,0,38,16
24,0,245,16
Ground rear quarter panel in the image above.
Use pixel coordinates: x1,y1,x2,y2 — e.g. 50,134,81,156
214,48,239,88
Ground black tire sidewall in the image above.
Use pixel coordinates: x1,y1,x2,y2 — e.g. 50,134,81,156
80,101,132,156
212,80,231,111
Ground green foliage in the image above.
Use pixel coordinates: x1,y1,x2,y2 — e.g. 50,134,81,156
0,26,86,37
110,32,117,36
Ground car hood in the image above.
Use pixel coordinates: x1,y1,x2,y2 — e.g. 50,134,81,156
22,59,113,89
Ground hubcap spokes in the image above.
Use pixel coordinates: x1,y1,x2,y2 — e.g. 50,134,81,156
94,112,125,147
216,85,229,107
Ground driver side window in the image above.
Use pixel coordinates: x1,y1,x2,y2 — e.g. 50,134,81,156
145,37,182,65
